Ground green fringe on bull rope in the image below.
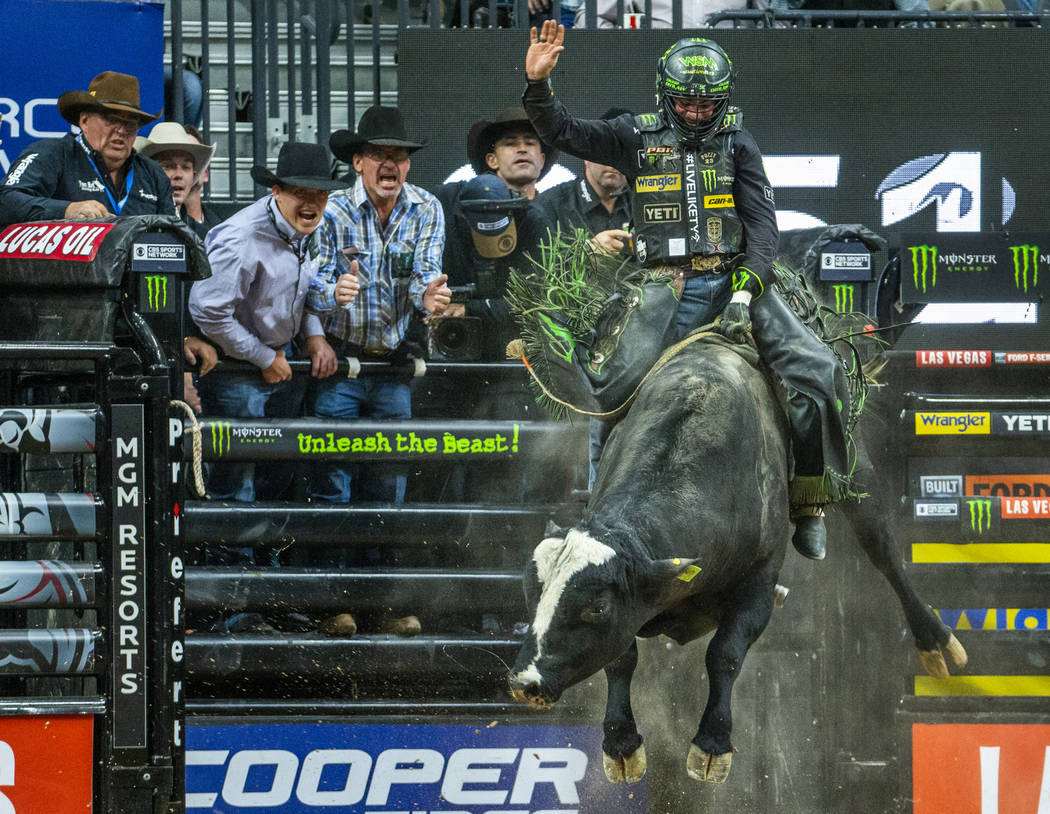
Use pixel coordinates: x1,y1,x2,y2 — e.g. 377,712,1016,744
506,227,651,416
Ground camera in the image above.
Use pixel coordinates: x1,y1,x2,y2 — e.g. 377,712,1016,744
427,316,482,361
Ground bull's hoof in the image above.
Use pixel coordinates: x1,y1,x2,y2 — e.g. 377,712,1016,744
686,743,732,784
602,745,646,784
919,633,968,678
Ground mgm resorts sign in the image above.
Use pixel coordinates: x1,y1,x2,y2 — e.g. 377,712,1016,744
899,231,1050,303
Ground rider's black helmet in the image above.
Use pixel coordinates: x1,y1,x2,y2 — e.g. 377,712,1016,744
656,38,736,145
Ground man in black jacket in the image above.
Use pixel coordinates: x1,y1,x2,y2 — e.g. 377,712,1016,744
523,24,854,559
534,107,634,257
0,71,175,227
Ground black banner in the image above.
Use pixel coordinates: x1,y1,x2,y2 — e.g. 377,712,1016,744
110,404,148,754
191,418,569,462
900,231,1050,303
400,30,1050,236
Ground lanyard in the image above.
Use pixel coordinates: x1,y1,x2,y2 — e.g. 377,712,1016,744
76,134,134,214
266,198,306,263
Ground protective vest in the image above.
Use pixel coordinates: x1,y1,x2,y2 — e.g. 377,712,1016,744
630,109,744,266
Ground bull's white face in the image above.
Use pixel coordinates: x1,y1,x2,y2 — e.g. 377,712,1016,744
509,530,639,707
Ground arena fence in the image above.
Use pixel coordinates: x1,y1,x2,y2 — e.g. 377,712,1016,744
0,217,199,812
0,214,591,812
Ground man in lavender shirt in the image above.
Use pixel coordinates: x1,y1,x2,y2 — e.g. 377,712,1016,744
190,142,344,509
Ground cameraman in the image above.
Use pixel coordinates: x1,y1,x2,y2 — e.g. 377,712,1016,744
437,173,549,361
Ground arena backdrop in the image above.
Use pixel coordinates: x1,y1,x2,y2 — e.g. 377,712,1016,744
401,29,1050,235
0,0,165,174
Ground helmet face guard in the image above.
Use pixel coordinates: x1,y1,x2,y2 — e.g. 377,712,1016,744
657,38,735,145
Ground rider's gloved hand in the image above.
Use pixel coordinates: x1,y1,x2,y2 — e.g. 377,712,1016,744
718,266,763,344
718,293,751,343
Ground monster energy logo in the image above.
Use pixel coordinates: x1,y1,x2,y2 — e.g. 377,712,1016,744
144,275,168,310
967,498,992,534
700,168,716,192
1009,245,1039,292
833,284,855,313
210,421,231,456
909,245,937,293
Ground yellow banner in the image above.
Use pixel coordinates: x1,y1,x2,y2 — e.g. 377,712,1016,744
915,675,1050,696
912,543,1050,563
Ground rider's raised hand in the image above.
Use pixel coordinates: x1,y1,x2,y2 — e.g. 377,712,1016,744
527,20,565,80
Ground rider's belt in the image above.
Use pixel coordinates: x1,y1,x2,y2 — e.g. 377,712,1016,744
653,254,732,281
325,334,394,360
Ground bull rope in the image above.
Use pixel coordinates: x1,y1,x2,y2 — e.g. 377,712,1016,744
507,323,757,420
170,399,207,497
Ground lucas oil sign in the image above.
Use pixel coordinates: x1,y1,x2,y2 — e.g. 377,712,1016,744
186,723,646,813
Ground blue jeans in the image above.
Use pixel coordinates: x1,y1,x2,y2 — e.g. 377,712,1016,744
675,272,733,340
198,369,306,504
311,375,411,503
164,66,204,127
589,272,733,487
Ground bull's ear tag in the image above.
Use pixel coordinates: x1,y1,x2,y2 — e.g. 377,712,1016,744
676,564,702,582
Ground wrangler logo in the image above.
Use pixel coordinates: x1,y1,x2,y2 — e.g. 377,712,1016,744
643,203,681,223
703,194,734,208
915,412,990,435
635,174,682,193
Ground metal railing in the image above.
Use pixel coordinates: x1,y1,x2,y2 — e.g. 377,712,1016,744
707,7,1047,26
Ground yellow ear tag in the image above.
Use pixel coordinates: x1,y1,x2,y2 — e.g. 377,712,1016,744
676,564,701,582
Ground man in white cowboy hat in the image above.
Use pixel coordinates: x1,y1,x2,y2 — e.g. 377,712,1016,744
139,121,219,239
306,105,450,507
0,70,175,228
141,121,222,414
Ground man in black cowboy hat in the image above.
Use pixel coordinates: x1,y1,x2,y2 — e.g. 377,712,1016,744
191,142,344,499
466,106,559,201
307,105,450,507
188,140,347,632
0,70,175,228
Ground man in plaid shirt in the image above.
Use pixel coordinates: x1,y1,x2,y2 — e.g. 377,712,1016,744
307,106,451,503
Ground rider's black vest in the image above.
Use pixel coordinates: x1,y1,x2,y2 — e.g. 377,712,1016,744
630,109,744,266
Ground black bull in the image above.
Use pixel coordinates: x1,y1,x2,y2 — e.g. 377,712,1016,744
507,340,966,785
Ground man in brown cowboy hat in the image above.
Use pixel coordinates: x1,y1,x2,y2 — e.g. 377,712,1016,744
0,70,175,228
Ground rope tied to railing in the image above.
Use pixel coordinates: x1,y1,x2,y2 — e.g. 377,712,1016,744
170,399,208,498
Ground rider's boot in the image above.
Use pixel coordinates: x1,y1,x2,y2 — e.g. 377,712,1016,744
791,505,826,560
